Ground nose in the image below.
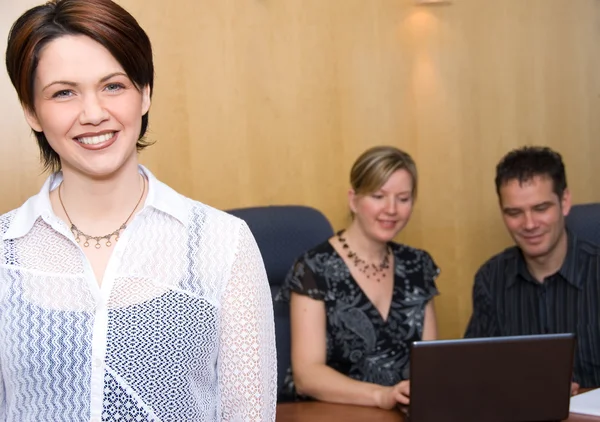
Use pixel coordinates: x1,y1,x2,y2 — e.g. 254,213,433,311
385,196,397,215
523,211,537,230
78,93,109,125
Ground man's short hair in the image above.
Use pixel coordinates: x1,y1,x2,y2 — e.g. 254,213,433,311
495,146,567,198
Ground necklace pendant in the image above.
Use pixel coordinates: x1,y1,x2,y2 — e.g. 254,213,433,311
338,229,393,282
58,174,146,251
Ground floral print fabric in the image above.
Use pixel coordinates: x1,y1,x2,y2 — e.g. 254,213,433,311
276,240,439,400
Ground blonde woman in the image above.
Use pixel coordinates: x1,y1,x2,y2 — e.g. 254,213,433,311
278,146,439,409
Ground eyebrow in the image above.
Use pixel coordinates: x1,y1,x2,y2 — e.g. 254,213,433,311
502,201,554,213
532,201,555,208
378,189,412,195
41,72,128,92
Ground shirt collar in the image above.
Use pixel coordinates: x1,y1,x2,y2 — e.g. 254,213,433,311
3,173,57,241
140,165,189,226
3,165,189,241
506,230,582,289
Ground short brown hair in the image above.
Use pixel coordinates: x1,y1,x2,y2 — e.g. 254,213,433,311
495,146,567,200
5,0,154,172
350,146,418,198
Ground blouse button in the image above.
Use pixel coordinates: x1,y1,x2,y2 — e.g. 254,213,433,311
94,358,103,368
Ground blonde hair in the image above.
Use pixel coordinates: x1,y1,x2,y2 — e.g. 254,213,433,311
350,146,418,198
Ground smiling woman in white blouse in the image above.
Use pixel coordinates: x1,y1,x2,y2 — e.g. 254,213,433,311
0,1,276,421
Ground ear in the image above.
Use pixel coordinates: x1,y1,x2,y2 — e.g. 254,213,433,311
560,188,572,216
23,107,43,133
348,189,358,214
141,85,151,115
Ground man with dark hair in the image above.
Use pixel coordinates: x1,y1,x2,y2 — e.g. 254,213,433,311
465,146,600,390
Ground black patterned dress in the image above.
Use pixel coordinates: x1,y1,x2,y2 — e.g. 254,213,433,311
276,240,440,401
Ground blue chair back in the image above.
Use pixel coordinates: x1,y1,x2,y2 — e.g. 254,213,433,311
226,205,334,400
566,203,600,246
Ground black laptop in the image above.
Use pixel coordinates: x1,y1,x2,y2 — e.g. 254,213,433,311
407,333,576,422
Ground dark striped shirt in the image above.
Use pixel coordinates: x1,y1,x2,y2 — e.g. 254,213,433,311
464,232,600,388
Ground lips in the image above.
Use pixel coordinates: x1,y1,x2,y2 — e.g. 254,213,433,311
521,234,544,243
75,131,115,145
74,131,118,151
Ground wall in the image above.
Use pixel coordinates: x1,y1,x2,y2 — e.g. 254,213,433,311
1,0,599,338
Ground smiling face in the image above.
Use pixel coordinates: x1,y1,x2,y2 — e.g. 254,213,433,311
24,35,150,179
499,175,571,260
349,168,414,243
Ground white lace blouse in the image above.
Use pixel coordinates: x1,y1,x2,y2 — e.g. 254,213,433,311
0,166,277,422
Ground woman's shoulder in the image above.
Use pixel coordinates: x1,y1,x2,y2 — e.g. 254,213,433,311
277,238,340,302
0,194,43,245
147,170,242,230
0,207,19,223
189,200,242,226
188,202,251,246
390,242,435,263
390,242,440,291
294,238,338,267
157,184,245,232
284,238,339,279
0,209,19,237
303,238,335,257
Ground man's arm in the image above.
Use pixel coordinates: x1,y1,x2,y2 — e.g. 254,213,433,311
464,268,500,338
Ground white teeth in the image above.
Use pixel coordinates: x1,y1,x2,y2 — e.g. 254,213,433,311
77,132,114,145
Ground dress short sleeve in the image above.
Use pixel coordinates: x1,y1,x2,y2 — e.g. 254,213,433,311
276,242,339,303
276,255,328,302
421,250,441,300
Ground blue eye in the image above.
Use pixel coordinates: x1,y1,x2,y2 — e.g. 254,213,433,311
105,83,125,92
52,89,73,99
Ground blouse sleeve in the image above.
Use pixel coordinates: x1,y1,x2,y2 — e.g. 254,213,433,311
421,250,441,300
275,253,329,303
0,358,5,420
218,221,277,421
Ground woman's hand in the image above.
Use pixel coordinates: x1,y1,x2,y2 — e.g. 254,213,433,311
571,382,580,396
374,380,410,410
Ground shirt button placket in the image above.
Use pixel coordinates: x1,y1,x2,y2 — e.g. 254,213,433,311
540,286,549,333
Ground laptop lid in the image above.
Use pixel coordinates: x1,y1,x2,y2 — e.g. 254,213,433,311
408,333,576,422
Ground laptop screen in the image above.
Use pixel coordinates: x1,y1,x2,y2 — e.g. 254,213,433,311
408,333,575,422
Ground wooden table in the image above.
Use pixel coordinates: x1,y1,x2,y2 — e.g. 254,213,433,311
276,401,600,422
276,401,403,422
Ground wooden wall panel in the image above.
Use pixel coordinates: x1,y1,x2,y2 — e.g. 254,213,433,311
1,0,599,338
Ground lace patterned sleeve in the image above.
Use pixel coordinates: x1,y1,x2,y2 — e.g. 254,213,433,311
218,221,277,422
0,357,5,420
